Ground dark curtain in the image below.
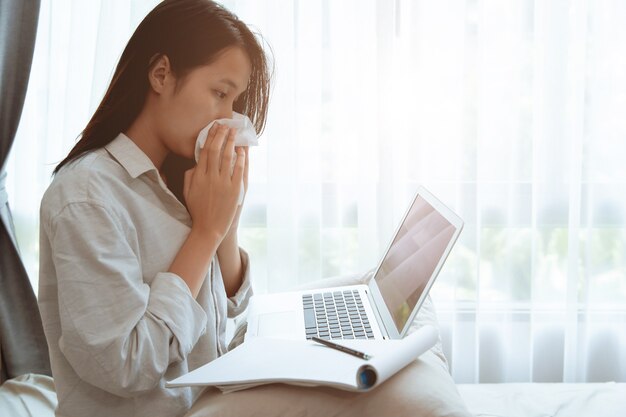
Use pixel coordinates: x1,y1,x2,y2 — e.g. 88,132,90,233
0,0,50,383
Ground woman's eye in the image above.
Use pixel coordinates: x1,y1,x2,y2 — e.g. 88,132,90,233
214,90,227,99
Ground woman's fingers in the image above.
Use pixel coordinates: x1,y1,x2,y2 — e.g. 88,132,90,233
207,124,229,175
198,143,209,174
195,122,245,198
221,127,237,174
232,147,246,186
198,123,220,173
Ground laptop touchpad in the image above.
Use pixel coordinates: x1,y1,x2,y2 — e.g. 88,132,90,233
257,311,299,338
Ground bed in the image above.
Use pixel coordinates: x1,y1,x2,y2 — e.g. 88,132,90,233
3,274,624,416
457,382,626,417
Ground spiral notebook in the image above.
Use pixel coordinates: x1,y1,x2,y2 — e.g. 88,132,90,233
166,325,438,393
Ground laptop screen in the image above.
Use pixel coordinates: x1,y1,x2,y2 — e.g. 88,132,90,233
374,194,457,333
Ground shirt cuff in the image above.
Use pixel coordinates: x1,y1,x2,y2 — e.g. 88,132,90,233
227,248,253,318
148,272,208,361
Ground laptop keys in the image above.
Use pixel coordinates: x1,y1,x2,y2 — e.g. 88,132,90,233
303,291,376,340
304,308,316,330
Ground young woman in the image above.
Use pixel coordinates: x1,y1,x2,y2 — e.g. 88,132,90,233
38,1,269,416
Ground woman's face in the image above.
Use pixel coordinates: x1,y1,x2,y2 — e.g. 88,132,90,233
155,46,252,159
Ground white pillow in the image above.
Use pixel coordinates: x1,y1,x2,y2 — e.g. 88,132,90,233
0,373,57,417
186,350,471,417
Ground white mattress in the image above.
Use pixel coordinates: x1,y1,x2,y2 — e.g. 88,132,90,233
457,382,626,417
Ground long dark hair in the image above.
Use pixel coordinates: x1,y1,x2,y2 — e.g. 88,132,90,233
54,0,271,177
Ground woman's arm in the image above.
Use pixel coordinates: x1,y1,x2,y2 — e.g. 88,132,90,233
174,125,246,298
216,229,243,297
216,145,249,297
46,201,208,398
168,228,222,298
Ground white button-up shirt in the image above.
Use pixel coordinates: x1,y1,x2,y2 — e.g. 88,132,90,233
38,133,251,417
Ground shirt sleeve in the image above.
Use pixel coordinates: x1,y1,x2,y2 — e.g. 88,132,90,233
226,247,253,318
46,201,208,398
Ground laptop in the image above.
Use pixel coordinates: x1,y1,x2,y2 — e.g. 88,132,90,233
245,186,464,341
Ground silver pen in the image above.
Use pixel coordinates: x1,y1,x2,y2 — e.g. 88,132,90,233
311,336,372,360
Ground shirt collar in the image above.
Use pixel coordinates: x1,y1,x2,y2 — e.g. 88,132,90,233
104,133,159,179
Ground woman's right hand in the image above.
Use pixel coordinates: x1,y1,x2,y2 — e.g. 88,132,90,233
183,123,245,243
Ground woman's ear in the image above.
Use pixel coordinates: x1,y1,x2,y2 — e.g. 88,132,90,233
148,53,172,94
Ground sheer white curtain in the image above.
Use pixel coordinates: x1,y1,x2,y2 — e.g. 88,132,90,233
7,0,626,383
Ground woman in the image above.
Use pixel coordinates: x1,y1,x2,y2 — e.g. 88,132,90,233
38,1,269,416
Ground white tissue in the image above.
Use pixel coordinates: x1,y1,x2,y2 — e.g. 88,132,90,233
194,112,258,205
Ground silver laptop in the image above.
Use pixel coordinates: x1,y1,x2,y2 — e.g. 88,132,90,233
245,186,464,341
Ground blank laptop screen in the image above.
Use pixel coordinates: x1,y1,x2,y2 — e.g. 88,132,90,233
374,194,457,333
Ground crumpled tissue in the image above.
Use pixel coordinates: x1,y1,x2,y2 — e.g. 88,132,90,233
194,112,257,204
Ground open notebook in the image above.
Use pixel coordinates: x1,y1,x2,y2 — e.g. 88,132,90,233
166,325,438,393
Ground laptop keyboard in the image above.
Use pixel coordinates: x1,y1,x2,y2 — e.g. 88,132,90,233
302,290,375,340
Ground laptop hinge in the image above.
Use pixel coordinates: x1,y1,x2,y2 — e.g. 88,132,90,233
364,289,389,339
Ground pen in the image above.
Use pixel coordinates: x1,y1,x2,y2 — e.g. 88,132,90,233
311,337,372,360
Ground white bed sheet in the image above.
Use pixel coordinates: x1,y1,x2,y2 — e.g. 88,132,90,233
457,382,626,417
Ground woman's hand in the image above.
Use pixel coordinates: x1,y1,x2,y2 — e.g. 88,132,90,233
183,123,245,243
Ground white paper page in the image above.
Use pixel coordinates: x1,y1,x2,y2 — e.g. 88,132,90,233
167,325,438,392
168,337,365,391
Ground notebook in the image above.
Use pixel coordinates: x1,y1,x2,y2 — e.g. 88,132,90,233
166,324,439,392
246,185,464,341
